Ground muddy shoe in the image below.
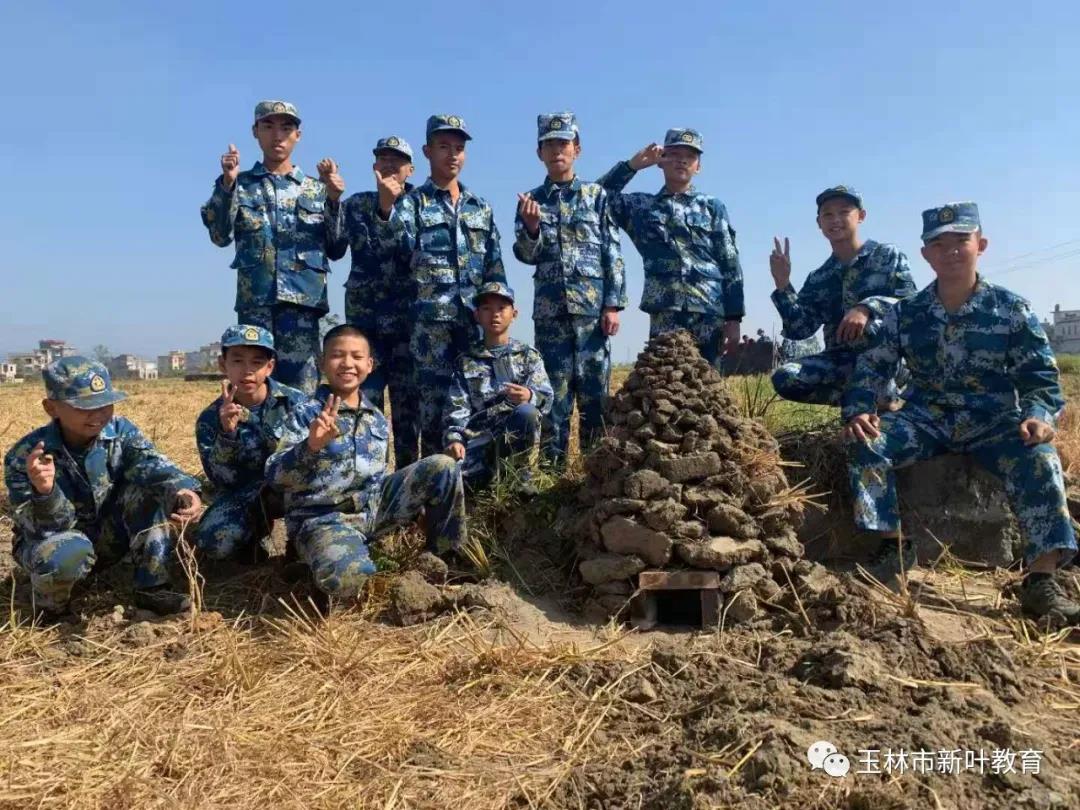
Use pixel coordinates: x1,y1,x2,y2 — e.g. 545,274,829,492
863,537,917,588
1020,574,1080,625
34,603,80,626
134,586,192,615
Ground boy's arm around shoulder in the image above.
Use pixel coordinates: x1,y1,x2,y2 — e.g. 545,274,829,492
4,434,77,536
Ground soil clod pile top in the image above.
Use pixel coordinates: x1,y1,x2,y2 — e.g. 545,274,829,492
572,329,809,622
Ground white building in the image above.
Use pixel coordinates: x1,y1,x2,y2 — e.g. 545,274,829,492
185,342,222,373
1,362,17,382
158,350,186,374
1048,305,1080,355
108,354,159,381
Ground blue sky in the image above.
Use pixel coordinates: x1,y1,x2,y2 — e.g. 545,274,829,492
2,0,1077,362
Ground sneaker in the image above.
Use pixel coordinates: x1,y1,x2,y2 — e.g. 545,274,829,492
863,536,918,589
133,586,192,615
1020,574,1080,625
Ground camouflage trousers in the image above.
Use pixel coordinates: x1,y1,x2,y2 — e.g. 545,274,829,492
288,455,467,596
345,305,421,468
847,404,1078,564
195,482,284,560
411,313,479,457
771,348,858,406
13,484,174,610
462,403,542,487
535,315,610,461
649,311,721,365
238,304,321,394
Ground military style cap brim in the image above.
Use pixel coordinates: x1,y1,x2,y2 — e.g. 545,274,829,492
921,221,980,242
62,389,129,410
665,143,703,154
538,130,577,142
429,125,472,140
256,112,301,124
816,190,862,208
474,291,515,306
372,145,413,159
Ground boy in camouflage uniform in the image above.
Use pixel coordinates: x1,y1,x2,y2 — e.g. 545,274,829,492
770,186,916,405
598,129,742,365
201,100,348,393
328,136,421,467
843,202,1078,623
194,325,306,561
514,112,626,462
443,282,554,489
375,114,506,457
266,326,467,600
4,358,202,619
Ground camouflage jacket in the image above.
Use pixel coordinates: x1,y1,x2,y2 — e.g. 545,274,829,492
771,240,916,351
598,161,744,318
442,339,555,447
200,162,347,313
4,418,199,540
842,278,1064,426
265,385,388,525
328,187,416,328
376,179,506,322
195,378,307,492
512,176,627,320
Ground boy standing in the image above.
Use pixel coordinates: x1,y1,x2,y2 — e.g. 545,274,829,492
194,325,306,561
201,100,348,393
375,114,506,457
514,112,625,461
770,186,916,405
328,135,421,467
443,282,554,488
4,358,202,618
598,129,742,364
843,202,1078,623
266,326,467,599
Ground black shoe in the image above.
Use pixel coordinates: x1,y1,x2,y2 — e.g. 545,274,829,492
133,586,192,615
1020,574,1080,625
863,536,917,589
34,604,79,626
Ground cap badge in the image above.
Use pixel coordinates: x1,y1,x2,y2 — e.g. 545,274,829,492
89,375,106,393
550,118,563,130
447,115,462,128
272,102,286,113
386,136,400,147
939,207,956,223
680,131,695,143
243,327,260,341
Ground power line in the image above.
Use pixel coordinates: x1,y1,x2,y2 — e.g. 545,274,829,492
979,238,1080,274
984,247,1080,277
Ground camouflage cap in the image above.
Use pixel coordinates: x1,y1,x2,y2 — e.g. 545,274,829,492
921,201,980,243
815,185,863,209
221,324,276,355
373,135,413,160
663,128,704,153
473,281,516,306
538,112,578,142
426,114,472,140
254,100,301,125
43,356,127,410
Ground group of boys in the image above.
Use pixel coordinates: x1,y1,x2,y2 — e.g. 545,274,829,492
4,101,1077,626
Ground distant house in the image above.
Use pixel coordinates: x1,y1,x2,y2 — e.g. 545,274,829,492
1048,305,1080,354
108,354,159,381
157,350,186,374
185,341,222,373
5,338,80,381
1,361,17,382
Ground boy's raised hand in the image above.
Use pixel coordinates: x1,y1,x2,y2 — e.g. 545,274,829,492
770,237,792,289
170,489,203,523
220,143,240,190
26,441,55,495
1019,418,1055,447
375,168,405,216
517,193,541,237
317,158,346,202
307,394,341,452
628,143,663,171
218,380,244,434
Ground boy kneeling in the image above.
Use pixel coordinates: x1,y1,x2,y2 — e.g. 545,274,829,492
4,358,202,619
443,282,554,490
195,325,306,561
843,203,1078,623
266,326,467,599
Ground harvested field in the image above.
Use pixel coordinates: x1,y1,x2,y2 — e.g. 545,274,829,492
1,372,1079,809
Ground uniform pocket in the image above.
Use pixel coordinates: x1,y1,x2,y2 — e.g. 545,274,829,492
296,195,325,227
461,209,492,254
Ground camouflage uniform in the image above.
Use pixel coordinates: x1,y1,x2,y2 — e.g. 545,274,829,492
515,113,626,460
771,186,917,405
4,359,199,610
844,203,1076,566
376,115,506,456
194,327,307,559
200,101,346,393
443,290,554,484
266,385,467,596
329,136,420,466
598,128,742,365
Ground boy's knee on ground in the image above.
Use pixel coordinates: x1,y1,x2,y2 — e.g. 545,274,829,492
26,532,96,580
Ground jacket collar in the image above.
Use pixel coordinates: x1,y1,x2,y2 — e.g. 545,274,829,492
311,384,380,416
535,175,582,201
251,161,305,184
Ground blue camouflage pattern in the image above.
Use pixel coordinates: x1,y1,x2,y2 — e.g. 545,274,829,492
4,418,199,609
922,201,981,242
373,135,413,160
663,128,704,153
426,114,471,140
412,316,479,456
770,239,916,405
265,385,467,595
598,160,744,332
844,277,1075,564
816,184,863,209
221,323,276,354
194,377,306,559
237,304,322,393
329,187,421,466
254,100,300,124
537,113,579,142
43,357,127,409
